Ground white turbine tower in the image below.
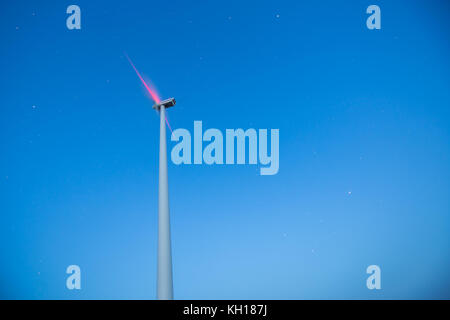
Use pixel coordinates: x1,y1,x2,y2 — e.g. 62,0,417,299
153,97,176,300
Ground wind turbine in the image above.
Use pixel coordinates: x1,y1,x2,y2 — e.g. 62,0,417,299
153,98,176,300
125,54,176,300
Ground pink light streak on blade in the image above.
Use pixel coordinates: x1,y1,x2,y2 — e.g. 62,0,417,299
125,54,160,104
165,116,173,133
125,53,173,133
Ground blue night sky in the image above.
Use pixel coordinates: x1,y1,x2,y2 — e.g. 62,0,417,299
1,0,449,299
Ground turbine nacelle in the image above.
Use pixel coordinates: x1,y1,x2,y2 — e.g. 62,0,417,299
153,97,176,110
